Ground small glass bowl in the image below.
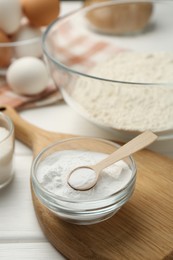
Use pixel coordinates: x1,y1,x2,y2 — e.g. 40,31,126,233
0,112,14,189
31,137,136,225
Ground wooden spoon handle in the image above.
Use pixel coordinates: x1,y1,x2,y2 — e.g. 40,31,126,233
0,105,44,149
0,106,75,155
93,130,158,172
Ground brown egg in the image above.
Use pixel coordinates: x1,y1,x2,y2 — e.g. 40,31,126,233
0,30,12,68
20,0,60,27
85,1,153,35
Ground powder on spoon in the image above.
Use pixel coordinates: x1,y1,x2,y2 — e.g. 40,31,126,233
68,167,96,190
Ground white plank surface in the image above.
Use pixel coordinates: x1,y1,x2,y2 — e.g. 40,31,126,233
0,103,114,258
0,243,65,259
0,3,81,259
0,156,43,240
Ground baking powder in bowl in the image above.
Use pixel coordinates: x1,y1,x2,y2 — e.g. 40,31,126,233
36,150,132,200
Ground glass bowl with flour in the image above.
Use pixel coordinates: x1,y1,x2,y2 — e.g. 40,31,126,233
31,137,136,225
43,0,173,156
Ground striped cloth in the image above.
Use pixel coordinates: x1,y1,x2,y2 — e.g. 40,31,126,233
0,19,124,110
0,78,62,110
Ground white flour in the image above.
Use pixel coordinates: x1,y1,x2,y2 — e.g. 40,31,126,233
71,52,173,132
36,150,132,200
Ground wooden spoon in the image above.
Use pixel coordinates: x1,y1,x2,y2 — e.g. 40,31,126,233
68,130,157,191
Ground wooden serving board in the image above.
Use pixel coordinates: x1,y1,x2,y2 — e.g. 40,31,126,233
2,106,173,260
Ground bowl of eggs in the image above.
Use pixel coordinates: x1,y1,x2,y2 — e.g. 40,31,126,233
43,0,173,157
0,0,59,95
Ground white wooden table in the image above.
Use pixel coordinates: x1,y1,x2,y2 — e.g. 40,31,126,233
0,2,82,259
0,3,122,258
1,105,125,259
0,1,173,259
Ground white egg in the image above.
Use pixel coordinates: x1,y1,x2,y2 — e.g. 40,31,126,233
0,0,22,34
13,24,42,58
7,57,49,95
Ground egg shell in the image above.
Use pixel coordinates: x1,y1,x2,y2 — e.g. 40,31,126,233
13,24,42,58
7,57,49,95
0,30,13,68
21,0,60,27
0,0,22,34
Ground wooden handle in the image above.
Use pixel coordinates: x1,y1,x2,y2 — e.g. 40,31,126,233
0,106,75,155
94,130,158,172
0,106,42,149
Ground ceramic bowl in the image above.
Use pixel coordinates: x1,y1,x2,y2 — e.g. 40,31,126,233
31,137,136,225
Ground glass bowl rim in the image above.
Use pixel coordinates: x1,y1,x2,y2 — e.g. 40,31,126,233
0,36,41,48
0,112,14,144
42,0,173,86
31,136,137,204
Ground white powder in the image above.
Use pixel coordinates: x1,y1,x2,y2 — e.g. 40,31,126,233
71,52,173,132
36,150,132,200
0,127,13,186
68,167,96,190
